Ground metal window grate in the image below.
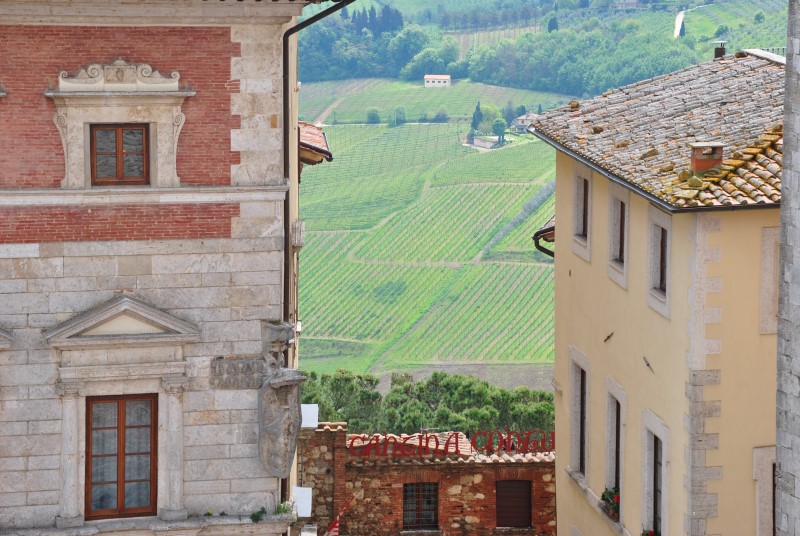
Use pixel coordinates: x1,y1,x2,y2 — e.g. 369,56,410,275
403,482,438,530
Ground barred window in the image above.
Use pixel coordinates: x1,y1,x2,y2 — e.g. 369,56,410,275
403,482,438,530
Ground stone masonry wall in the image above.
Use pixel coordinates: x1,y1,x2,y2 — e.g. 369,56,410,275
297,428,556,536
777,3,800,534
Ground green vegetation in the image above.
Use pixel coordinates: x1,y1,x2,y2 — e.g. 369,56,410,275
300,0,787,99
302,369,554,435
299,123,556,376
298,78,570,124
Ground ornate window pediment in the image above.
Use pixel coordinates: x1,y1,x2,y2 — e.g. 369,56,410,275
45,295,200,349
44,59,195,189
0,327,12,350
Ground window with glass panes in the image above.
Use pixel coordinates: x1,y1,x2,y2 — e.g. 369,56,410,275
86,394,157,519
90,124,149,185
403,482,438,530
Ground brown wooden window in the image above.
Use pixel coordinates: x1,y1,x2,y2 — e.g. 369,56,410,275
86,394,157,520
616,200,626,263
91,124,149,185
657,226,668,292
612,397,621,489
579,367,587,474
652,435,662,533
403,482,438,530
577,178,589,239
496,480,532,528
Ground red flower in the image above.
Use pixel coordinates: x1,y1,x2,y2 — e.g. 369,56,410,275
648,531,655,536
614,494,619,503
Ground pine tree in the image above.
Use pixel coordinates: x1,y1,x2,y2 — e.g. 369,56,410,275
471,101,483,130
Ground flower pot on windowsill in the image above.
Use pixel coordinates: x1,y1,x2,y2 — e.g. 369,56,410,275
598,499,619,522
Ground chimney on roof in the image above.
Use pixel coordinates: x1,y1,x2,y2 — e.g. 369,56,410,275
713,40,727,59
689,142,725,175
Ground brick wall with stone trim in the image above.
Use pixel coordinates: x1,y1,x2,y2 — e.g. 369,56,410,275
0,3,306,533
0,26,241,188
296,425,557,536
778,3,800,534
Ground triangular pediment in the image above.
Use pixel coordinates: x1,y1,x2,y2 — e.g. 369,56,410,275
0,327,12,350
45,296,199,349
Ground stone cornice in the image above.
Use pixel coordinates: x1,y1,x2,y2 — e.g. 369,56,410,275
0,185,288,207
0,1,305,25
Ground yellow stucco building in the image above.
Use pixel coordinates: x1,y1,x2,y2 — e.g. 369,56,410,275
529,50,785,536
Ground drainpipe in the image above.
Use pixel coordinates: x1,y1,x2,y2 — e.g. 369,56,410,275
282,0,356,323
280,0,356,508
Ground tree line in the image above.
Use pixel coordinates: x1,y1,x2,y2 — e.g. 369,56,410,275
300,6,704,98
301,369,554,435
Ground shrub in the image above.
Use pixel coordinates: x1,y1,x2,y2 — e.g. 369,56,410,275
366,107,381,124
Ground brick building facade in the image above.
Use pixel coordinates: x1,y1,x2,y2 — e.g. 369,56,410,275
296,423,556,536
0,1,323,534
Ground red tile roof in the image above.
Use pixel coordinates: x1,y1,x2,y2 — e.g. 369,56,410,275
531,51,785,211
299,121,332,161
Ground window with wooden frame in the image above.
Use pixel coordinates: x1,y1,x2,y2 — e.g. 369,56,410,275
647,206,671,318
403,482,438,530
86,394,157,520
572,171,592,261
90,124,149,185
652,435,663,533
496,480,532,528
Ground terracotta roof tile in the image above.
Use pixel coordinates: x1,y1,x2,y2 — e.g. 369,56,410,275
531,52,785,210
299,121,332,161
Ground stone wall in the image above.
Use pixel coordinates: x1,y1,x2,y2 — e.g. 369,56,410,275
296,426,556,536
778,2,800,534
0,10,300,533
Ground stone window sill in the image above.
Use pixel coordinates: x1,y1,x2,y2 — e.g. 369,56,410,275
565,468,630,536
493,528,536,535
399,530,443,536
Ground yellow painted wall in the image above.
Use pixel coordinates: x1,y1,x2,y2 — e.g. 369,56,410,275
702,210,778,536
554,152,691,535
553,151,779,536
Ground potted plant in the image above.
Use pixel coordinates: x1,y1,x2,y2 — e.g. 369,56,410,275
599,487,619,521
641,531,660,536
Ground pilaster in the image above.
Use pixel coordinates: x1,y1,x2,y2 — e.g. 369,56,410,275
160,375,190,522
55,380,85,529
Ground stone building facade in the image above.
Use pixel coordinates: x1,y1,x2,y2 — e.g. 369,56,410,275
295,423,557,536
778,3,800,535
0,1,319,534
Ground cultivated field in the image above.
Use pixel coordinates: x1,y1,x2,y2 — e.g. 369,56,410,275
298,123,556,385
298,78,572,124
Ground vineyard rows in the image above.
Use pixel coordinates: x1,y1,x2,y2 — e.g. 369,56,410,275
299,78,573,124
384,264,554,366
352,183,537,263
490,190,557,261
298,123,557,375
430,139,554,185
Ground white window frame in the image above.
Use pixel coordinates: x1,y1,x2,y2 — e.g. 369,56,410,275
569,346,591,480
44,60,195,190
605,377,627,500
607,184,630,289
641,409,669,536
572,166,592,262
760,227,780,334
647,205,672,318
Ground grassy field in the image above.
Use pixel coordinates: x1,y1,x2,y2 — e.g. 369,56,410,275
682,0,788,49
298,123,556,377
298,78,573,124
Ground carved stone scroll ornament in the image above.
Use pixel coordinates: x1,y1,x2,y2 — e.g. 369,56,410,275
56,59,180,93
258,322,306,477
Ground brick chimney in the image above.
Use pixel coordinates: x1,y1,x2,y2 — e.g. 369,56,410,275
689,142,725,175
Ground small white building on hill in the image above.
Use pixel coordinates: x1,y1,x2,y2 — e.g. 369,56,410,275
424,74,451,88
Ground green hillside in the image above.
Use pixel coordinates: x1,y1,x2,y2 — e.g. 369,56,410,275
298,124,555,377
299,79,571,124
